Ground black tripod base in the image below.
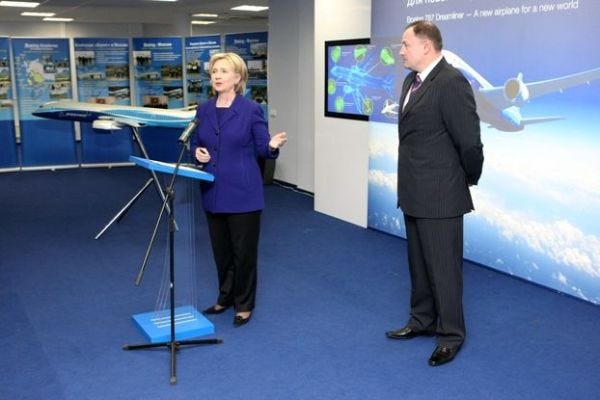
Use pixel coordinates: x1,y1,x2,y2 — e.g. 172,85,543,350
123,338,222,384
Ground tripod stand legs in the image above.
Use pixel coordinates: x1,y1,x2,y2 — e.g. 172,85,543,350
94,125,174,240
123,338,223,384
95,178,153,239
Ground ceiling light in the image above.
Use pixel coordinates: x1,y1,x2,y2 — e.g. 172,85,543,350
231,5,269,12
21,11,55,17
43,17,73,22
192,13,218,18
191,20,216,25
0,1,40,7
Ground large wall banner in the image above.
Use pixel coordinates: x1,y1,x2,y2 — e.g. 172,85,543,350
132,37,184,162
74,37,133,164
0,37,18,168
12,38,77,167
225,32,268,115
368,0,600,304
184,35,221,107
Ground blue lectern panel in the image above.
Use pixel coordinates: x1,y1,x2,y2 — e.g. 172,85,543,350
129,155,214,182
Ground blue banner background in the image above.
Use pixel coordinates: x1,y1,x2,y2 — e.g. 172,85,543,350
75,37,134,164
367,0,600,304
132,37,183,162
0,37,17,168
225,32,268,116
12,38,76,166
185,35,221,107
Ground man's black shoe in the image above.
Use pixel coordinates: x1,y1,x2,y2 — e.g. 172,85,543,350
428,345,461,366
385,326,433,340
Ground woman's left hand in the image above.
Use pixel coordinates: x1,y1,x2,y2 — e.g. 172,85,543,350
269,132,287,149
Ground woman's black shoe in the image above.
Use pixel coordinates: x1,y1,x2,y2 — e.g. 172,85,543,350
233,314,252,327
202,305,230,315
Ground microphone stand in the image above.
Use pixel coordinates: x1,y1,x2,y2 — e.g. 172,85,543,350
123,127,222,385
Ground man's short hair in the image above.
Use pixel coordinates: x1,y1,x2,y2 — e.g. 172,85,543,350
406,20,443,51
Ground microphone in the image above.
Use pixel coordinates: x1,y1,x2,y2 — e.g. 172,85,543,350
178,118,199,143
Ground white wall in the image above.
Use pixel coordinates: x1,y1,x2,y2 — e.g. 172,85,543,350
267,0,309,189
313,0,371,227
267,0,372,228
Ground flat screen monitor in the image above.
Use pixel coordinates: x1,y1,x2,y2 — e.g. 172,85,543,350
324,38,374,121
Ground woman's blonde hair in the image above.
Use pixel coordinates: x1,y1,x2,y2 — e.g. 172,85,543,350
208,52,248,95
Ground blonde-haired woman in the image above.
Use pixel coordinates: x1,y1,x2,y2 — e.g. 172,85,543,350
191,52,287,327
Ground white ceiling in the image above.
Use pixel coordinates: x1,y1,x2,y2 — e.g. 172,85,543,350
0,0,269,25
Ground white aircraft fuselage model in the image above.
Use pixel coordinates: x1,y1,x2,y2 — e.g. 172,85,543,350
32,100,196,130
442,50,600,132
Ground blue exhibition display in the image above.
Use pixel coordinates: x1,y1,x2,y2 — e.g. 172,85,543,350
0,37,17,169
225,32,268,115
185,35,221,107
132,37,185,162
12,38,77,167
75,37,134,164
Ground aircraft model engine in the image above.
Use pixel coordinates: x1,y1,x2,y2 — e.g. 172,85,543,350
92,118,125,131
503,73,529,106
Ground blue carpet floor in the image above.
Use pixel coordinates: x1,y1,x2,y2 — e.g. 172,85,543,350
1,167,599,400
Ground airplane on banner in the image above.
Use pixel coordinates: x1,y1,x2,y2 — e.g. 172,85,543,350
444,50,600,132
32,100,196,130
380,50,600,132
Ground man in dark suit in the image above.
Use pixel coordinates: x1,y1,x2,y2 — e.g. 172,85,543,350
385,21,484,367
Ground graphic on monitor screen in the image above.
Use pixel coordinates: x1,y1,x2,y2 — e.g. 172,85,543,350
325,38,400,121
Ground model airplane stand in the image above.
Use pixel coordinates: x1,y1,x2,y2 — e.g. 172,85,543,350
94,126,173,240
123,153,221,385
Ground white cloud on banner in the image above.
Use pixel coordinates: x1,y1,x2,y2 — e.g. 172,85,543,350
368,169,396,193
369,141,396,160
474,190,600,279
483,134,600,209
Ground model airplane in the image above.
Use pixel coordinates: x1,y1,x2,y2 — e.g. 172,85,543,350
380,98,399,118
32,100,196,130
442,50,600,132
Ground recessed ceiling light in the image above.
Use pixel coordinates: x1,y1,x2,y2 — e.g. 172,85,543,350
231,5,269,12
191,20,216,25
192,13,218,18
43,17,73,22
0,1,40,8
21,11,55,17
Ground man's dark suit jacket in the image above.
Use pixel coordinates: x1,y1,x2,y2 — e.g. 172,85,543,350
397,57,484,219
